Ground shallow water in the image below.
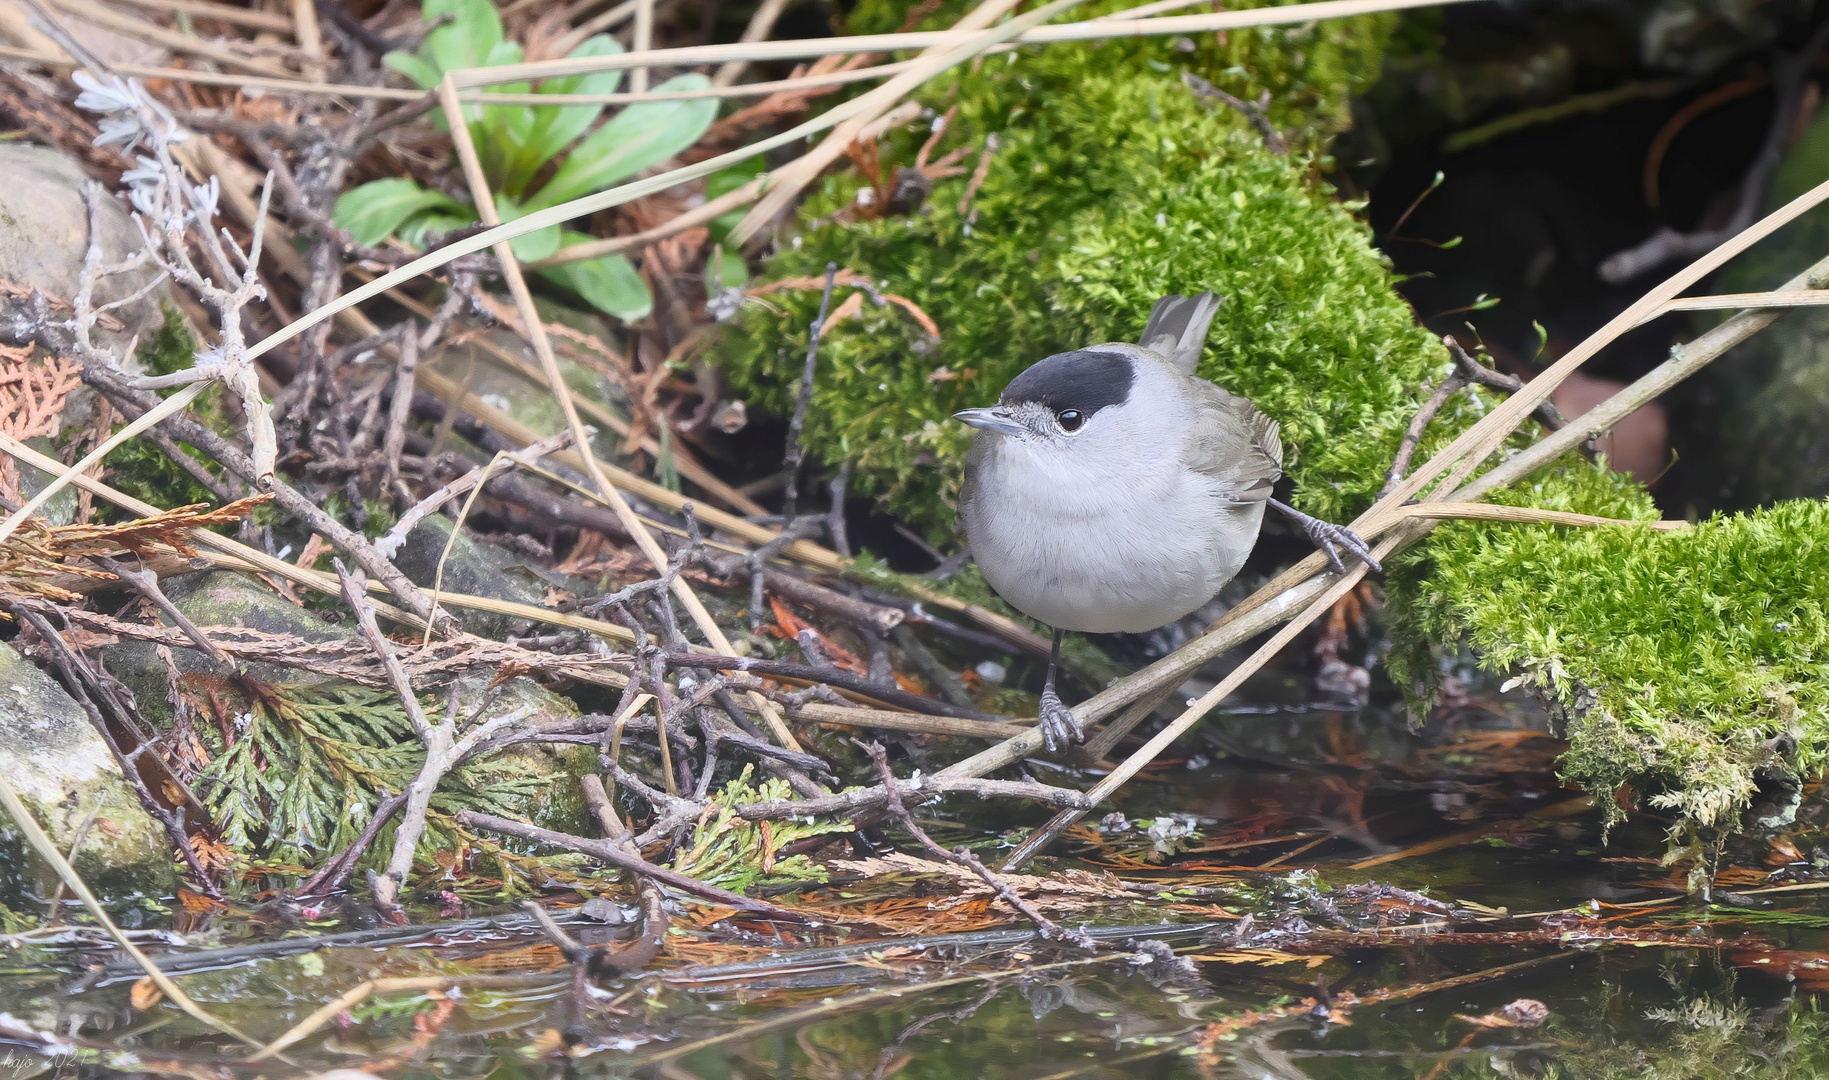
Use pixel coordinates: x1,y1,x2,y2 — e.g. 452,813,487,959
5,680,1829,1079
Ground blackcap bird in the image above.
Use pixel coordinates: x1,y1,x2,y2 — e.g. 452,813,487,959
954,292,1379,752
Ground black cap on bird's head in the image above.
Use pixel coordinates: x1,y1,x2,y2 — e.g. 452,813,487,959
953,348,1135,438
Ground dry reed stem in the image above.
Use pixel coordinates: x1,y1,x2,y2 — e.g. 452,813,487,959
222,0,1496,376
0,431,645,646
454,0,1481,86
727,0,1078,245
109,0,293,31
42,0,291,75
1643,288,1829,321
290,0,323,79
526,175,762,266
1,0,1472,101
0,380,209,547
1464,251,1829,504
0,50,919,119
713,0,791,87
629,0,652,92
1372,174,1829,530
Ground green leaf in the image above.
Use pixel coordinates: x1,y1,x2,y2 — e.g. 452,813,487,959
383,51,441,91
706,159,764,244
333,179,463,246
537,231,651,321
704,248,748,294
531,36,624,158
397,208,480,249
496,35,624,198
496,195,561,262
422,0,501,77
526,74,718,210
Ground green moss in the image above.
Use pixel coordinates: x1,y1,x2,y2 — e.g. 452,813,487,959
716,0,1424,535
136,304,199,377
1387,463,1829,834
107,306,224,510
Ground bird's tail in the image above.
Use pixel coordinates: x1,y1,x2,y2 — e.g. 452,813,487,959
1139,292,1221,374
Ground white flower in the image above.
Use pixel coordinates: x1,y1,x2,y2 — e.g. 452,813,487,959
93,115,146,152
188,175,220,221
72,70,141,114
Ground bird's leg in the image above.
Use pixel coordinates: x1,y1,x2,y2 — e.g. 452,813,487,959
1037,627,1083,752
1268,499,1382,575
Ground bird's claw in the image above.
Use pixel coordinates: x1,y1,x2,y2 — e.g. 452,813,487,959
1304,518,1381,575
1038,684,1084,753
1270,499,1380,575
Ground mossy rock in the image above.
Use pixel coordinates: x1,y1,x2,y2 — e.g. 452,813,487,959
0,642,176,905
716,0,1421,536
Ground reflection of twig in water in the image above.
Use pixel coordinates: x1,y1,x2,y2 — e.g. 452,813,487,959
869,984,1003,1080
1196,954,1568,1059
617,954,1125,1068
864,741,1097,950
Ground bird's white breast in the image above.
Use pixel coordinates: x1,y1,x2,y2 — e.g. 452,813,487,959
961,434,1264,634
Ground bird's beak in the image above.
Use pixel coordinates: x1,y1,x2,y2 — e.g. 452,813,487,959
953,407,1025,438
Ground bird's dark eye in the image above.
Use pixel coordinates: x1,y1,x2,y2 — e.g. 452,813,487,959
1057,409,1084,432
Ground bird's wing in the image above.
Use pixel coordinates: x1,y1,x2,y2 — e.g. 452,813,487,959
1139,292,1222,375
955,432,989,537
1182,377,1283,501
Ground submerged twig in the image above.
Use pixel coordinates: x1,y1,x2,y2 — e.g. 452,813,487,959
864,742,1094,948
453,810,817,922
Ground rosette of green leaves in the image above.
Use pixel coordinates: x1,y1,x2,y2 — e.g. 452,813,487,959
332,0,719,321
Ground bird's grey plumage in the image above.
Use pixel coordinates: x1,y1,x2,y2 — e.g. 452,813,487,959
1183,378,1282,502
1139,292,1222,375
955,292,1376,751
956,303,1280,637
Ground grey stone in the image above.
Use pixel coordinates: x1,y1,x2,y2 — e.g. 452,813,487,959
0,144,177,435
425,316,631,460
14,437,78,527
0,642,174,902
0,145,171,351
390,515,581,639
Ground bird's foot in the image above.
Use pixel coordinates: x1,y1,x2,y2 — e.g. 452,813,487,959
1270,500,1381,575
1037,683,1084,753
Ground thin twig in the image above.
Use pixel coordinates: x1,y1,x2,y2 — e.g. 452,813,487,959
781,263,838,522
453,811,818,922
864,742,1094,948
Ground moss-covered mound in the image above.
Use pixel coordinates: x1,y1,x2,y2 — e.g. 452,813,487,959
717,0,1437,534
719,0,1829,852
1390,463,1829,834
